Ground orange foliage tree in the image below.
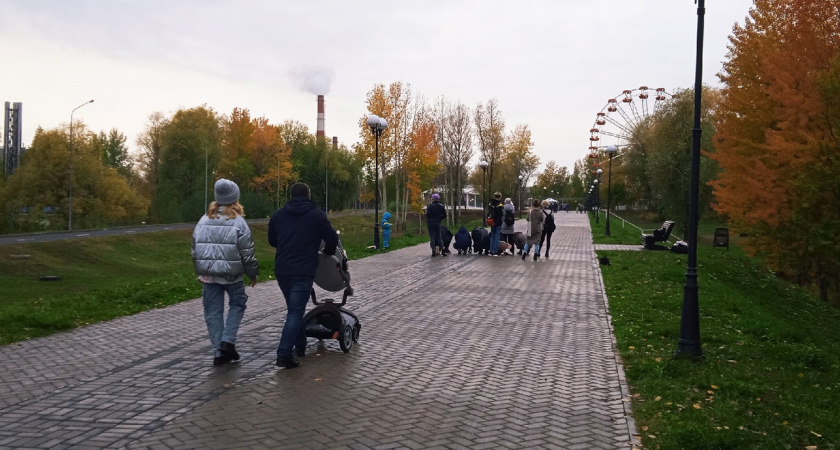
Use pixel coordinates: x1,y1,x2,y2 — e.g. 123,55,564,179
712,0,840,301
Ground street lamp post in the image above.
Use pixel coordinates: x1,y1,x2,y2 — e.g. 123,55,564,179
479,160,489,226
604,145,617,236
367,114,388,249
518,175,523,218
596,168,603,223
675,0,705,360
68,99,94,231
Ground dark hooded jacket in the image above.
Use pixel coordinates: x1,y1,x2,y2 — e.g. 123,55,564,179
268,196,338,278
453,226,471,250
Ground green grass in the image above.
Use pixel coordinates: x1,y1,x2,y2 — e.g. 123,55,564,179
0,211,480,346
595,214,840,449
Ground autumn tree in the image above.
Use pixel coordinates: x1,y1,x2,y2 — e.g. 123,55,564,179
640,87,719,234
712,0,840,301
501,124,540,207
135,111,170,201
474,99,506,197
434,97,471,226
95,128,133,180
151,105,220,223
0,124,146,231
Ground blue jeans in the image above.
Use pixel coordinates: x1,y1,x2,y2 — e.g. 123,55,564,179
489,225,501,254
276,277,313,358
202,281,248,357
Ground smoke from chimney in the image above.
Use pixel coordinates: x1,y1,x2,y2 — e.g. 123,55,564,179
317,95,325,140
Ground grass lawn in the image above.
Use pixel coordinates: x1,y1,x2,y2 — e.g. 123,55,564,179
592,213,840,449
0,210,481,346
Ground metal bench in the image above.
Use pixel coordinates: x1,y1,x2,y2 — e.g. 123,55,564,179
641,220,675,249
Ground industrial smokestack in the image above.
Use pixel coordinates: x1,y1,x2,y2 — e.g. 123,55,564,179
316,95,325,140
332,136,338,149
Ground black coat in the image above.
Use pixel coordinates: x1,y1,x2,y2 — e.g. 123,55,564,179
489,199,504,224
268,197,338,278
426,200,446,225
453,226,471,250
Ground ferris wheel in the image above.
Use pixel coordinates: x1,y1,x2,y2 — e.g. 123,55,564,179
587,86,671,161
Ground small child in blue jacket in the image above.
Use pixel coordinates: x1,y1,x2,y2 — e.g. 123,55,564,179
382,211,392,249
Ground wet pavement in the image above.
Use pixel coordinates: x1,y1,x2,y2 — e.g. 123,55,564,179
0,213,638,449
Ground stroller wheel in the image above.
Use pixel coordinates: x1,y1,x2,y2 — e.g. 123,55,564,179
339,325,354,353
352,324,361,342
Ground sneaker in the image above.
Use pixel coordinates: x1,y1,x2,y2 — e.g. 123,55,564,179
275,355,300,369
534,253,539,261
521,252,528,261
213,354,233,366
435,246,441,256
295,346,306,358
220,341,240,361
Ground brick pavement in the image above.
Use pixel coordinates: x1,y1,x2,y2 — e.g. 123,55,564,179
0,213,639,449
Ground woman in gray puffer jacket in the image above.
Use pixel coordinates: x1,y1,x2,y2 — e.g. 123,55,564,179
192,179,259,366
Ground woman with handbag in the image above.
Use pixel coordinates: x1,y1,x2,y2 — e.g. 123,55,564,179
521,199,545,261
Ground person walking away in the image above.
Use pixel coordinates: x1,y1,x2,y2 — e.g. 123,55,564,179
521,199,545,261
426,193,447,257
381,211,392,249
268,182,339,369
192,179,259,366
536,199,556,259
500,198,516,255
488,192,504,256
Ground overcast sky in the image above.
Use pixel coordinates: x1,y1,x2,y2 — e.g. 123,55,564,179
1,0,753,174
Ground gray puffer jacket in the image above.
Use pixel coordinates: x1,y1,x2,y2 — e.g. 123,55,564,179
192,210,259,282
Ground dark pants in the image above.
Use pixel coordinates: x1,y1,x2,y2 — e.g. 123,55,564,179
538,230,553,256
275,276,313,358
428,223,443,252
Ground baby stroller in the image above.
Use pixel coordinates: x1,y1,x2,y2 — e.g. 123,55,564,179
302,233,361,353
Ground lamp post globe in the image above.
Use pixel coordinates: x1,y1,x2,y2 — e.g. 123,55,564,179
367,114,388,249
479,160,489,226
68,99,94,231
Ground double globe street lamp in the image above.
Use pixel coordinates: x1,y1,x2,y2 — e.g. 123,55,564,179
367,114,388,249
69,99,94,231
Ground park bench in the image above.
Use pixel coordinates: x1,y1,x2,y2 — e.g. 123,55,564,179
641,220,675,249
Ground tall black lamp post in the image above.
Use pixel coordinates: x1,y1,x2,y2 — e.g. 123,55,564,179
518,175,523,218
604,145,617,236
479,160,489,226
68,99,94,231
367,114,388,249
675,0,705,360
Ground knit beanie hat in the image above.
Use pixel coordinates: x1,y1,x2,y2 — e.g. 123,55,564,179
431,193,440,201
214,178,240,205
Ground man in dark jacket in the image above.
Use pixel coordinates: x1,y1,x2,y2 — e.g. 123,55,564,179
268,182,338,369
488,192,504,256
426,193,447,257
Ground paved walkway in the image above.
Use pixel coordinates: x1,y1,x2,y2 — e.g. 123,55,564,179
0,213,638,449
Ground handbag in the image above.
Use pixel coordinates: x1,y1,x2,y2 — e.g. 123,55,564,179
487,217,495,227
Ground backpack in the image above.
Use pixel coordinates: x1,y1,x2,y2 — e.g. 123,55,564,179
543,210,556,232
504,208,515,226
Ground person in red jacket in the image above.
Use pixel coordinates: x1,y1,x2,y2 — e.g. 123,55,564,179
268,182,338,369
